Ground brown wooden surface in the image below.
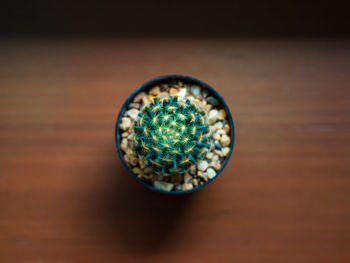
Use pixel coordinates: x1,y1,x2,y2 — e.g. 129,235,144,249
0,38,349,263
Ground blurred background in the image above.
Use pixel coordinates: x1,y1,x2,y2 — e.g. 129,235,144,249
1,0,349,37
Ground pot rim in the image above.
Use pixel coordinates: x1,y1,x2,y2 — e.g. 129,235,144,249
115,74,235,194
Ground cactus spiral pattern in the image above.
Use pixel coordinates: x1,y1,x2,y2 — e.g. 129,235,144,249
133,96,210,175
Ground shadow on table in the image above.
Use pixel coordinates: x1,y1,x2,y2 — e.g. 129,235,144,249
93,153,198,253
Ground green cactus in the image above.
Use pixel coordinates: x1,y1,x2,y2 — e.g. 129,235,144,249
133,96,210,175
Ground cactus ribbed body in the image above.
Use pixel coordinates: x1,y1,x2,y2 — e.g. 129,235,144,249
133,96,210,175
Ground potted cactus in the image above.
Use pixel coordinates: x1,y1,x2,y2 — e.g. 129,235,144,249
115,75,235,194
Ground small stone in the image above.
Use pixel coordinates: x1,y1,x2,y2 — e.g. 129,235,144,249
223,124,230,134
178,81,183,87
214,122,223,130
182,183,193,191
120,117,131,131
218,109,226,120
206,152,214,159
132,167,143,175
197,171,208,182
149,86,161,96
221,147,230,157
202,175,209,182
120,138,128,152
127,103,141,109
214,141,222,150
187,95,195,101
126,109,139,121
191,178,199,187
210,139,215,151
197,160,209,171
123,154,131,164
158,92,169,98
190,85,201,97
217,129,226,136
169,88,178,94
144,167,153,174
184,173,192,183
121,131,129,138
152,174,163,181
126,148,133,155
202,89,208,98
175,184,183,191
213,132,221,141
193,98,206,110
197,170,204,177
212,155,219,162
128,154,138,166
138,159,146,169
133,92,145,103
142,95,151,106
137,174,151,182
160,83,169,91
207,168,217,179
189,165,197,175
214,149,224,157
204,104,213,113
220,134,231,147
170,174,183,183
154,181,174,191
206,96,220,106
209,162,221,171
176,88,187,99
208,109,219,125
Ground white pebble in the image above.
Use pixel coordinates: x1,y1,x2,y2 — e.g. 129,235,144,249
149,86,160,96
189,165,197,175
216,129,226,136
220,134,231,147
213,132,221,141
202,89,208,98
197,160,209,171
127,154,138,166
221,147,230,157
214,122,223,130
126,109,139,121
120,117,131,131
208,109,219,125
212,155,219,162
120,138,128,152
207,168,217,179
175,184,183,191
154,181,174,191
223,124,230,133
206,152,214,159
176,88,187,99
182,183,193,191
209,161,221,171
142,95,151,106
190,85,201,97
132,167,143,175
218,109,226,120
184,173,192,183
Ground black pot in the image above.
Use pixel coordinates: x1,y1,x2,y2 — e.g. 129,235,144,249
115,75,235,194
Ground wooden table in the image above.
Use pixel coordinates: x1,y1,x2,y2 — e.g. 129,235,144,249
0,38,349,263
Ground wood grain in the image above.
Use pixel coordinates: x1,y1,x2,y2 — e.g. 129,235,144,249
0,38,349,263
